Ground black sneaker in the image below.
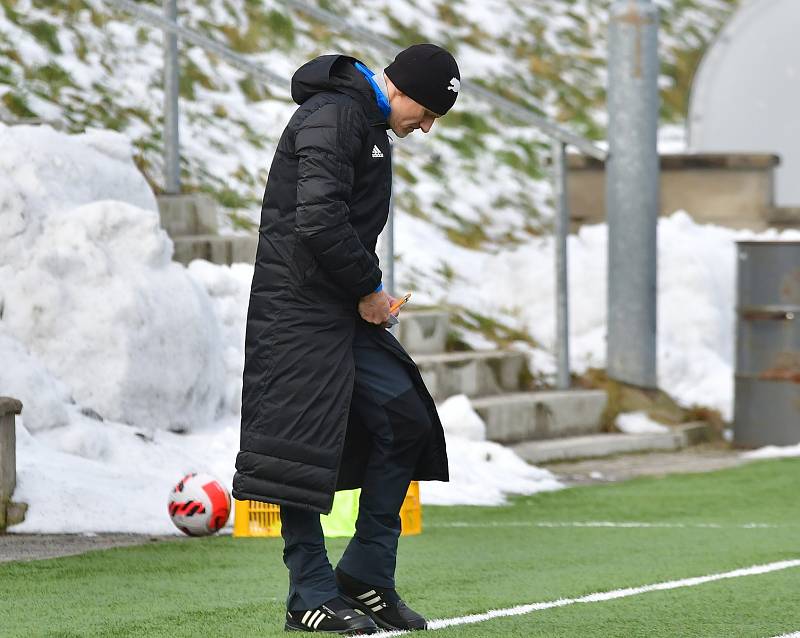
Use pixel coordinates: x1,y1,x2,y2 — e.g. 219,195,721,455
284,596,378,634
335,567,427,631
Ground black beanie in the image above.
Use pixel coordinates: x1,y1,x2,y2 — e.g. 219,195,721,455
384,43,461,116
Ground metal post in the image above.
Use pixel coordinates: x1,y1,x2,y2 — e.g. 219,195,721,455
606,0,659,388
552,140,570,390
163,0,181,194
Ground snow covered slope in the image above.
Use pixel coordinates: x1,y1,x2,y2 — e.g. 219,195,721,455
0,0,738,241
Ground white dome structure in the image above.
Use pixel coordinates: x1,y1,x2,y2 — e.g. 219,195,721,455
688,0,800,206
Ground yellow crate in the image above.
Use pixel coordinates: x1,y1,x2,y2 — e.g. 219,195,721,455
233,498,282,537
400,480,422,536
233,481,422,538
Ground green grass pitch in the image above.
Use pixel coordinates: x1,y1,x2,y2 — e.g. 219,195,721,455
2,458,799,637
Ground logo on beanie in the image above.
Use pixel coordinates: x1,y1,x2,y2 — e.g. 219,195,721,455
447,78,460,93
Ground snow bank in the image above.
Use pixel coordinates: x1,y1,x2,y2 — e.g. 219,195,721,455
422,395,563,506
0,124,155,256
11,395,562,534
3,125,557,534
0,125,225,433
0,333,72,431
12,413,240,534
741,444,800,460
397,210,800,420
616,411,669,434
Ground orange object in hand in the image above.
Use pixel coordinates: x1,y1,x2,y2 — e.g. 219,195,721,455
389,292,412,314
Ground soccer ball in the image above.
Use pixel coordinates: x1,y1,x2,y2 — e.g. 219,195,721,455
167,472,231,536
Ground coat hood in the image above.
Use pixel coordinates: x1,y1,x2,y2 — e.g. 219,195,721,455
291,54,385,123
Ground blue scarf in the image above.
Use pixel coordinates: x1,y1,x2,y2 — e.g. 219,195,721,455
354,61,391,119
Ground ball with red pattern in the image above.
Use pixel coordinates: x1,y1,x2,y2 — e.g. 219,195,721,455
167,472,231,536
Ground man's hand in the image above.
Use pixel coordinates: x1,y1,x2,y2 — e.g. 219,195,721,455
358,290,391,325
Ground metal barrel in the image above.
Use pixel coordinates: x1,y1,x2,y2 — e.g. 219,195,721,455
734,241,800,447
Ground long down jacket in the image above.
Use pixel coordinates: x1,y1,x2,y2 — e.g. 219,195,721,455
231,55,449,514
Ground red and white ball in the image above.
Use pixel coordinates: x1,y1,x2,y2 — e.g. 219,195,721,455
167,472,231,536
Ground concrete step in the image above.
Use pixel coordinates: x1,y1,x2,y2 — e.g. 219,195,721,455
414,350,526,400
472,390,607,444
172,234,257,266
396,310,449,354
510,424,707,464
157,193,219,237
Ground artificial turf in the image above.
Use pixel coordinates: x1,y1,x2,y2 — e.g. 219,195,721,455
1,458,798,637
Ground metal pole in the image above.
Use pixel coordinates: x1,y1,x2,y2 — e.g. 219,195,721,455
606,0,659,388
163,0,180,194
552,140,570,390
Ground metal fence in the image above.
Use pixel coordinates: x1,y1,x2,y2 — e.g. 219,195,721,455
96,0,643,391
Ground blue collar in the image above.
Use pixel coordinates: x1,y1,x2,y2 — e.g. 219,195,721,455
354,61,391,119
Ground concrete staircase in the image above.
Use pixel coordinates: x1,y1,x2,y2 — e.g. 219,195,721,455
154,198,707,464
398,310,706,464
510,423,710,464
157,194,257,266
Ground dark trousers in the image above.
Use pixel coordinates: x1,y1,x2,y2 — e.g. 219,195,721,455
280,327,432,611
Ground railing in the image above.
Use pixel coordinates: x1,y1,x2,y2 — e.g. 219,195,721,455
278,0,609,391
98,0,611,390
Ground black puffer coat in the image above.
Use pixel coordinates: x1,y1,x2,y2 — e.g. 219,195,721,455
231,55,449,514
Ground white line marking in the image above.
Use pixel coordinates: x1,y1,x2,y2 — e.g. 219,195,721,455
768,633,800,637
428,520,785,530
374,559,800,636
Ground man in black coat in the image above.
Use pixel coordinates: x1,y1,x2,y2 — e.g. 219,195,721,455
231,44,461,634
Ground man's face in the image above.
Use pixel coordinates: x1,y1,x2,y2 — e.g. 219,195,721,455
387,91,440,138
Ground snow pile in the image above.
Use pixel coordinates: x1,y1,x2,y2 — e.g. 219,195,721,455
12,414,241,534
11,394,560,534
422,395,563,506
616,411,670,435
184,260,254,426
741,444,800,460
0,124,226,434
398,211,800,420
2,126,562,533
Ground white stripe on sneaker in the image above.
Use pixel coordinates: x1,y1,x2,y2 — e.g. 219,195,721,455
301,610,311,624
313,612,326,629
357,589,377,600
307,610,320,627
364,595,381,606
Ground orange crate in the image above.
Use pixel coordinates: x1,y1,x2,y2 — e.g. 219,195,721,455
233,481,422,537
